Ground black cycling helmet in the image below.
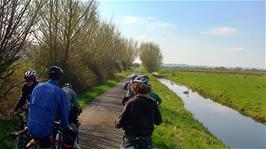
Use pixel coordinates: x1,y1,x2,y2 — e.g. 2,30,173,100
47,66,63,80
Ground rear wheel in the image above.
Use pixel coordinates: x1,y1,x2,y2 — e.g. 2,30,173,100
13,136,27,149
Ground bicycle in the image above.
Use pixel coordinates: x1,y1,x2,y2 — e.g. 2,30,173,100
26,120,81,149
1,111,80,149
26,121,64,149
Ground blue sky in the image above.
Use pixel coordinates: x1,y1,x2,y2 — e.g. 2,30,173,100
98,0,265,68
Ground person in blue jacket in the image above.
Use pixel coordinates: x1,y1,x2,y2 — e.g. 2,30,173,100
27,66,69,148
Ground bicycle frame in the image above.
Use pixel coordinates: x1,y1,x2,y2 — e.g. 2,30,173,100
53,129,63,149
12,129,31,149
26,123,64,149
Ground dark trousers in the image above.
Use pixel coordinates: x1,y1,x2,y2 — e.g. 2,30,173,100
33,137,51,148
122,135,153,149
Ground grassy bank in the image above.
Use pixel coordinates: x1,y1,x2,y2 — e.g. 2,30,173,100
159,69,266,124
145,73,228,149
78,70,132,107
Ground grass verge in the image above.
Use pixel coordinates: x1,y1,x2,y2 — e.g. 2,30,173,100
78,70,132,107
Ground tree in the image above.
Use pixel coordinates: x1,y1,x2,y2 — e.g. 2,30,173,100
139,42,162,72
118,38,138,71
33,0,98,82
0,0,139,116
0,0,43,103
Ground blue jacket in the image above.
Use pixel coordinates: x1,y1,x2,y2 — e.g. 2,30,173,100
27,80,69,138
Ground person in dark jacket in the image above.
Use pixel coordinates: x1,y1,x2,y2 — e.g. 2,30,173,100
115,76,162,149
63,83,82,124
63,83,81,148
27,66,68,149
11,70,38,119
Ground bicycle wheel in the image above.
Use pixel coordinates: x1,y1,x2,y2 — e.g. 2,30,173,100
13,136,27,149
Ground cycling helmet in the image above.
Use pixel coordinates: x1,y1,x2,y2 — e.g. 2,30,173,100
47,66,63,76
133,76,149,85
24,70,37,81
64,83,73,89
131,74,138,80
47,66,63,80
132,76,151,94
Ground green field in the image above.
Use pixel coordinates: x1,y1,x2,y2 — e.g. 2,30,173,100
159,68,266,124
145,73,228,149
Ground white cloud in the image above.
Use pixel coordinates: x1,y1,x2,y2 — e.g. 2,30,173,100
123,16,176,29
124,16,139,24
225,47,244,52
201,26,238,36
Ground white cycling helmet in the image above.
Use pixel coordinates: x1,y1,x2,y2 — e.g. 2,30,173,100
24,70,37,81
64,83,73,89
133,76,149,85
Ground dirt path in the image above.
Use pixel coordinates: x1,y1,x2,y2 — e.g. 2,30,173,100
78,79,127,149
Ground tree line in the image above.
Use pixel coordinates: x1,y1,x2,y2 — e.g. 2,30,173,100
0,0,162,116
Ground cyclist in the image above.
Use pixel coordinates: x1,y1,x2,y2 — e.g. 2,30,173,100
123,74,162,105
11,70,39,119
123,74,138,90
63,83,82,149
63,83,82,124
27,66,69,149
141,75,162,105
115,76,162,149
122,74,138,105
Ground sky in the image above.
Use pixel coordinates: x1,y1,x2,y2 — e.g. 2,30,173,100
98,0,265,68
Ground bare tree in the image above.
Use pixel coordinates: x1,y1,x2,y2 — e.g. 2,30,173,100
0,0,43,103
33,0,138,88
139,42,162,72
0,0,140,116
0,0,43,78
117,38,138,70
34,0,98,77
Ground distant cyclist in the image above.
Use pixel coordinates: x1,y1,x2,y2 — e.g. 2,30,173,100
11,70,39,119
142,75,162,105
123,74,162,105
122,74,138,105
27,66,69,149
115,76,162,149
